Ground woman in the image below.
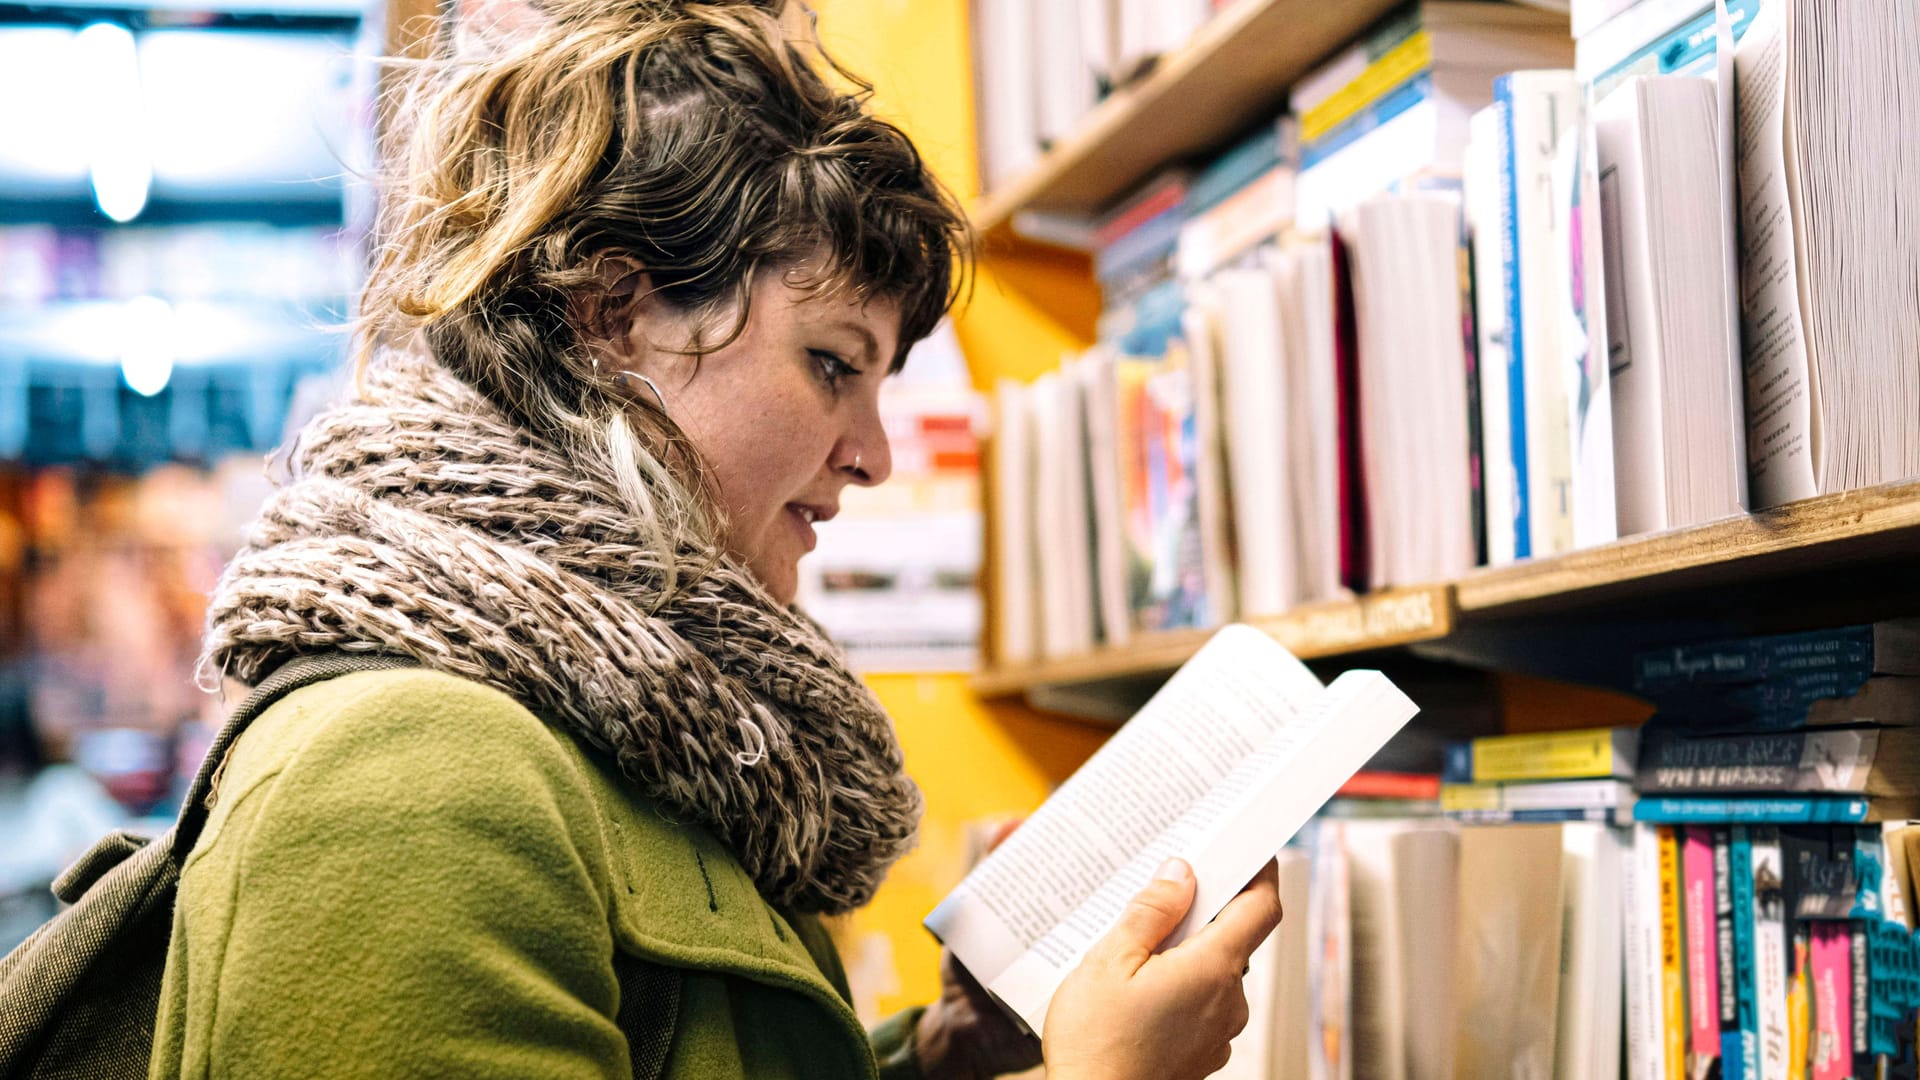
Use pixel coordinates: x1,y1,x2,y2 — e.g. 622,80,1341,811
151,2,1281,1077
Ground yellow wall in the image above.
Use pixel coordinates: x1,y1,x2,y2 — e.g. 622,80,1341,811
807,0,1108,1019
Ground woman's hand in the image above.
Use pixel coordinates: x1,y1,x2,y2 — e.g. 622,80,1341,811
1041,858,1283,1080
913,950,1044,1080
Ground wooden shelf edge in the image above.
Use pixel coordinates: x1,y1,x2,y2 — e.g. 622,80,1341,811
969,583,1455,698
969,0,1401,236
1457,478,1920,613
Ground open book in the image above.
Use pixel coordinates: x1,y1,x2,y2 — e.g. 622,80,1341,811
924,624,1420,1036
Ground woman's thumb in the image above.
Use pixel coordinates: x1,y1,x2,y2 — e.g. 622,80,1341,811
1090,858,1196,972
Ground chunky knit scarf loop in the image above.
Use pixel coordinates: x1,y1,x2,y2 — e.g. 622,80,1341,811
201,351,920,913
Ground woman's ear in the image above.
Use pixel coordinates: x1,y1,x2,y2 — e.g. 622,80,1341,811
579,254,652,364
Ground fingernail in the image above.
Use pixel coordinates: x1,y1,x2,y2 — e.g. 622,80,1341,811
1153,858,1189,883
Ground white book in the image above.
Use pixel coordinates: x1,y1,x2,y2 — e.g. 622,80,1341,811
1207,269,1297,618
1028,372,1080,660
1750,826,1790,1080
1464,105,1516,566
973,0,1040,190
1593,76,1744,535
1281,240,1344,602
1184,301,1239,626
1623,823,1669,1080
1341,193,1475,586
1734,0,1920,508
1073,348,1131,648
1034,0,1093,148
1308,821,1354,1080
1555,824,1626,1080
924,625,1420,1035
1553,118,1618,549
1497,70,1583,560
1344,820,1460,1080
990,378,1036,666
1268,847,1316,1080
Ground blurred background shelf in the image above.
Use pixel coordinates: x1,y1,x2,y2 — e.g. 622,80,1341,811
970,0,1402,238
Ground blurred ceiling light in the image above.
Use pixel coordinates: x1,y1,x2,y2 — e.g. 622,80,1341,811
120,296,178,395
75,21,152,223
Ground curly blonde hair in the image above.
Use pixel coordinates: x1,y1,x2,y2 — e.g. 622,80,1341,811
359,0,970,566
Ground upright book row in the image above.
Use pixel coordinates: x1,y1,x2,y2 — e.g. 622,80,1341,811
988,0,1920,665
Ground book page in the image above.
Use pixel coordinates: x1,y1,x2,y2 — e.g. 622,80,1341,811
925,625,1324,982
1733,1,1818,508
983,670,1418,1034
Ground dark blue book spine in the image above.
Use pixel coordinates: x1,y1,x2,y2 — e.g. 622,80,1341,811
1634,626,1877,693
1442,741,1473,783
1635,729,1876,795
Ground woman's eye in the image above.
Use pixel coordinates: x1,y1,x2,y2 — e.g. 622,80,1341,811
810,349,858,389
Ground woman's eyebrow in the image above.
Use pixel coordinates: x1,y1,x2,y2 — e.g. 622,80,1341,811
821,320,882,367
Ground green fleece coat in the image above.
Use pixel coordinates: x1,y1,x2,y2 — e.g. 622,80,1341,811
148,667,926,1079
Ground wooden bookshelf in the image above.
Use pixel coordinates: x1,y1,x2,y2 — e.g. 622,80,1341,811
973,481,1920,701
1456,478,1920,614
971,0,1402,237
971,583,1454,699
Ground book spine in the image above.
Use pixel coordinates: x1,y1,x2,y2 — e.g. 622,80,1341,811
1468,726,1636,784
1811,923,1852,1079
1634,797,1875,825
1627,823,1670,1080
1297,29,1430,144
1783,828,1858,923
1493,79,1532,560
1849,921,1870,1077
1790,915,1813,1078
1688,827,1725,1073
1636,729,1881,796
1634,626,1876,693
1330,228,1367,593
1459,208,1486,568
1442,741,1474,783
1094,178,1188,249
1753,827,1792,1080
1718,827,1744,1080
1336,770,1441,800
1662,826,1690,1079
1095,207,1184,285
1731,827,1761,1080
1852,829,1887,921
1297,72,1434,171
1183,122,1285,217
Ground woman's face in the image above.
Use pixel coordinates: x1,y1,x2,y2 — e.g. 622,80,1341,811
615,270,899,605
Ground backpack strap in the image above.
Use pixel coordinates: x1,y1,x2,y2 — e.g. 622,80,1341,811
169,652,417,862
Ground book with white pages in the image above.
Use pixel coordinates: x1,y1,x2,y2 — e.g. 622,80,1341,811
1072,348,1131,649
1593,76,1745,536
1733,0,1920,509
1464,105,1517,566
1280,239,1344,603
923,625,1421,1036
1206,268,1299,619
989,378,1036,666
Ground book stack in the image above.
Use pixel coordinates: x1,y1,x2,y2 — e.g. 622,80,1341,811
1291,2,1573,228
1612,622,1920,1079
1630,622,1920,826
1439,725,1641,824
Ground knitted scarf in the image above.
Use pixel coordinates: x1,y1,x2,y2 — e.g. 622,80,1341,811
200,351,921,914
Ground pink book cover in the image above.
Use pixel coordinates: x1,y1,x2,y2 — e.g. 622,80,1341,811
1683,827,1722,1064
1809,923,1852,1080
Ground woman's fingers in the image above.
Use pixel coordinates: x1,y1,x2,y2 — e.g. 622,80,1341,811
1085,858,1197,973
1188,859,1283,966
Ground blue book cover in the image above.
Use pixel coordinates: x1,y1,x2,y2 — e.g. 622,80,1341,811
1297,73,1432,170
1441,740,1473,784
1727,826,1759,1079
1633,796,1873,825
1714,826,1740,1076
1492,78,1531,559
1185,119,1290,217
